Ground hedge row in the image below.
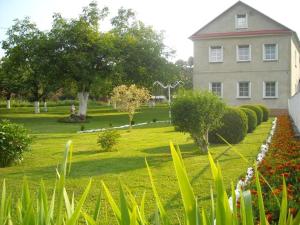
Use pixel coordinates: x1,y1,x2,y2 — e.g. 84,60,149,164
209,104,269,144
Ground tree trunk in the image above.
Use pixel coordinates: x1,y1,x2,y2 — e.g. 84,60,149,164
78,92,89,117
6,93,11,109
192,134,208,154
129,114,133,130
6,100,11,109
43,101,48,112
34,101,40,114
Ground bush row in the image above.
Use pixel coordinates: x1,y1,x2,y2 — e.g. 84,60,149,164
209,104,269,144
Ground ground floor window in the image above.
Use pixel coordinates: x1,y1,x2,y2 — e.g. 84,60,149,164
237,81,251,98
263,81,278,98
209,82,223,97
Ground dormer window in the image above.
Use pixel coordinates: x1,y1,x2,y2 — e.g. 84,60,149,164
235,14,248,29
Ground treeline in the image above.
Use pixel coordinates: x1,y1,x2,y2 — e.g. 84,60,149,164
0,1,193,114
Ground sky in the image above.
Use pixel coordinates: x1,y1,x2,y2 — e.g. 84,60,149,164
0,0,299,61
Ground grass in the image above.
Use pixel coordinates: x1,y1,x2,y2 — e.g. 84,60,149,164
0,103,272,224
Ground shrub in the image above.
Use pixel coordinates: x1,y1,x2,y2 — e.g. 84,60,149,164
171,90,226,153
0,120,32,167
256,104,269,122
97,129,120,152
240,107,257,133
241,105,263,125
209,107,248,144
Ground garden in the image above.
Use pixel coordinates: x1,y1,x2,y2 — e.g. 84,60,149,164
0,1,299,224
1,89,299,224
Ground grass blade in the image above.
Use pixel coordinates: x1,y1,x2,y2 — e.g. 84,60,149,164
170,142,199,225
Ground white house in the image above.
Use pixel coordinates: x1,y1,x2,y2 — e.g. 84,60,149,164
190,1,300,113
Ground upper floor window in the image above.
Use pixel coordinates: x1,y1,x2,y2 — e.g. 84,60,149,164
237,81,251,98
263,44,278,61
209,46,223,62
235,14,248,29
209,82,223,97
237,45,251,62
263,81,278,98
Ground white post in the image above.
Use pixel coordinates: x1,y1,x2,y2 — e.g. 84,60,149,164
43,101,48,112
34,101,40,114
6,100,11,109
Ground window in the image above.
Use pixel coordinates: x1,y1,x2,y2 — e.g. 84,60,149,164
263,81,278,98
237,81,251,98
209,46,223,62
237,45,251,61
209,82,223,97
235,14,248,29
263,44,278,61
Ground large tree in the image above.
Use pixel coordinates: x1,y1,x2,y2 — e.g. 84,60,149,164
50,2,114,117
2,18,58,113
0,56,26,109
111,8,179,89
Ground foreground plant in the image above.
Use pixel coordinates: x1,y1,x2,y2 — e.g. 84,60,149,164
0,141,299,224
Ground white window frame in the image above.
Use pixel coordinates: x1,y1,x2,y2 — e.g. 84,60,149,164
263,81,278,98
235,13,248,29
209,82,223,98
263,43,278,61
236,81,251,98
236,45,251,62
209,46,224,63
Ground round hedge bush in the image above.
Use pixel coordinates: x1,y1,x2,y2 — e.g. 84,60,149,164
240,107,257,133
240,105,263,125
256,104,269,122
209,107,248,144
0,120,32,167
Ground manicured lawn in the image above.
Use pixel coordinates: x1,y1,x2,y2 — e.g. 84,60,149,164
0,104,272,223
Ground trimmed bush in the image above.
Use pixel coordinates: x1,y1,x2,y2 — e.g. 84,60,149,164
209,107,248,144
97,129,120,152
256,104,269,122
171,90,225,153
0,120,32,167
241,105,263,125
240,107,257,133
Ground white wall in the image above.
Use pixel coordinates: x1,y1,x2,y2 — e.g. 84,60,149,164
288,92,300,131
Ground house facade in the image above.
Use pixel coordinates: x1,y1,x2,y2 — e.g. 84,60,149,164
190,1,300,110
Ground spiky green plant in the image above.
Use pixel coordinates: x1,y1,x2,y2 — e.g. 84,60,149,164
0,141,299,224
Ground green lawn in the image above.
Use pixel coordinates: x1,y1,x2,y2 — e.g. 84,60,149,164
0,104,272,224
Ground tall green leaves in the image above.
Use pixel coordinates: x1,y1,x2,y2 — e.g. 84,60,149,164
0,141,300,224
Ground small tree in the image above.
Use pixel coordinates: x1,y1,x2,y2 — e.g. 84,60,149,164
111,84,150,129
171,91,225,154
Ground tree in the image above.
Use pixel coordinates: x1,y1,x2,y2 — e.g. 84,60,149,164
111,8,179,89
111,84,150,129
0,57,26,109
50,2,113,117
171,91,225,153
2,18,59,113
175,57,193,89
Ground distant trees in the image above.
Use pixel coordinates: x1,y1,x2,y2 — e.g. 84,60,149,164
0,1,189,116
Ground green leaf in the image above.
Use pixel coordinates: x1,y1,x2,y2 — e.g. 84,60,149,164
170,142,199,225
145,158,170,225
278,178,287,225
66,179,92,225
255,168,268,225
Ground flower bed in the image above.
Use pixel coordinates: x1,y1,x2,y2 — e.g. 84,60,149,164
249,115,300,223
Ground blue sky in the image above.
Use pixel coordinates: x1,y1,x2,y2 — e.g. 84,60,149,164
0,0,299,61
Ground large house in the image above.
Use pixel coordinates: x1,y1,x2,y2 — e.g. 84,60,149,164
190,1,300,112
